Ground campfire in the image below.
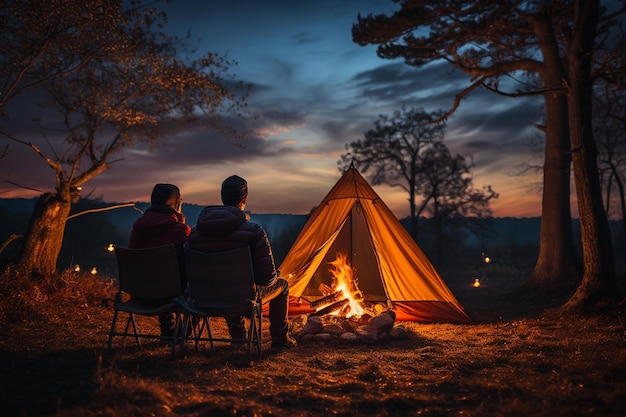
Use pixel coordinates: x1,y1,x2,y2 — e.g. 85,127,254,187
292,252,409,343
309,252,365,318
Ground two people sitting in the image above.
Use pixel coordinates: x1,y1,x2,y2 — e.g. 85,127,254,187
128,176,296,350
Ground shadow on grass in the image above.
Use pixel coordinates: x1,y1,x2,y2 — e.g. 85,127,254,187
1,347,100,416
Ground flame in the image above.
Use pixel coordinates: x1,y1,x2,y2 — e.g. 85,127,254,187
327,252,364,317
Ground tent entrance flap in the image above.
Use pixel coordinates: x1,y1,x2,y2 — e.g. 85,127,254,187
301,204,387,303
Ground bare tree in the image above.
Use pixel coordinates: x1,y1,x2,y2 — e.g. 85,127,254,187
339,107,446,239
339,107,497,258
596,91,626,222
594,25,626,239
0,0,250,277
418,141,498,265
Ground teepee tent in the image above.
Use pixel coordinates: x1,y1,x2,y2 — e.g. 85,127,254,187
280,165,472,323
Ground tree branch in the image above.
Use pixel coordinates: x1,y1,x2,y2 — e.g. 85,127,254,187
481,82,565,97
432,77,487,124
67,203,143,220
0,233,24,256
3,180,45,194
0,130,62,173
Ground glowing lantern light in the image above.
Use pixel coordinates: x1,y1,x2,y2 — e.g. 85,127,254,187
90,267,97,275
473,278,481,288
107,243,115,252
481,252,491,282
74,265,81,272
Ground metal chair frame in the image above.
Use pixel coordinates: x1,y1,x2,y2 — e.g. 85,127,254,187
178,245,262,361
107,244,183,356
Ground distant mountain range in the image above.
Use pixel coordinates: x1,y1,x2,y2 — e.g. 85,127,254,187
1,197,545,246
3,197,625,248
2,198,623,275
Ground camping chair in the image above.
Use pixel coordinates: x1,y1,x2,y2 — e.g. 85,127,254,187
107,244,183,356
178,245,262,361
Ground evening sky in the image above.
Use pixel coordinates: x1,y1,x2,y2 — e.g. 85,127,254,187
0,0,546,218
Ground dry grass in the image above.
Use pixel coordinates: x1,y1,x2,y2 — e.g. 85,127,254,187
1,269,625,417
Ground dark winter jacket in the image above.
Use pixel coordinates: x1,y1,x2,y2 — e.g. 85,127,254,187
128,206,191,249
187,205,278,287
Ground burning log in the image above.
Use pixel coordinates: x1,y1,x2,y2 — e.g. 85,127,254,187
309,290,343,309
310,298,349,317
338,303,351,317
318,283,335,296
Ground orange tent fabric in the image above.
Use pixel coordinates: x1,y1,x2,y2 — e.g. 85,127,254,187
279,166,472,323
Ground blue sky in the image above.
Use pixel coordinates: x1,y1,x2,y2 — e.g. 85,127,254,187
1,0,545,218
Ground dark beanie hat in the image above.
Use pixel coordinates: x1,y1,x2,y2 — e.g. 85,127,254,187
150,183,181,209
221,175,248,206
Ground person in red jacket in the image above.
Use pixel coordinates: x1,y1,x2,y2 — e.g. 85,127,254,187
129,183,190,249
128,183,191,338
187,175,296,350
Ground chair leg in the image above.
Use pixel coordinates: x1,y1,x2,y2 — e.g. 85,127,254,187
180,312,191,358
244,310,262,361
121,315,132,346
206,317,214,352
178,312,262,360
180,315,209,356
128,313,142,349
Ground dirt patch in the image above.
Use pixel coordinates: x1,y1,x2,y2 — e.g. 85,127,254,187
1,271,625,417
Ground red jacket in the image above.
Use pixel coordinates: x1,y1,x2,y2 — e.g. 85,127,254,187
187,205,278,287
128,207,191,249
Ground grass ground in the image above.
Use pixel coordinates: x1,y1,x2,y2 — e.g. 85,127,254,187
0,270,625,417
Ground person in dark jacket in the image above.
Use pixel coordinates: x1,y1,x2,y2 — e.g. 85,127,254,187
187,175,296,350
128,183,191,338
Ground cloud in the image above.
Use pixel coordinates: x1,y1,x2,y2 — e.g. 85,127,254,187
1,1,547,218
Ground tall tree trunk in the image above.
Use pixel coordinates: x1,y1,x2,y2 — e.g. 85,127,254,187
563,0,618,311
525,93,581,290
525,16,581,291
15,192,72,277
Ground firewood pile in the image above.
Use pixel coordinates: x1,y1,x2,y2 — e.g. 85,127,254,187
291,264,410,344
291,309,410,344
